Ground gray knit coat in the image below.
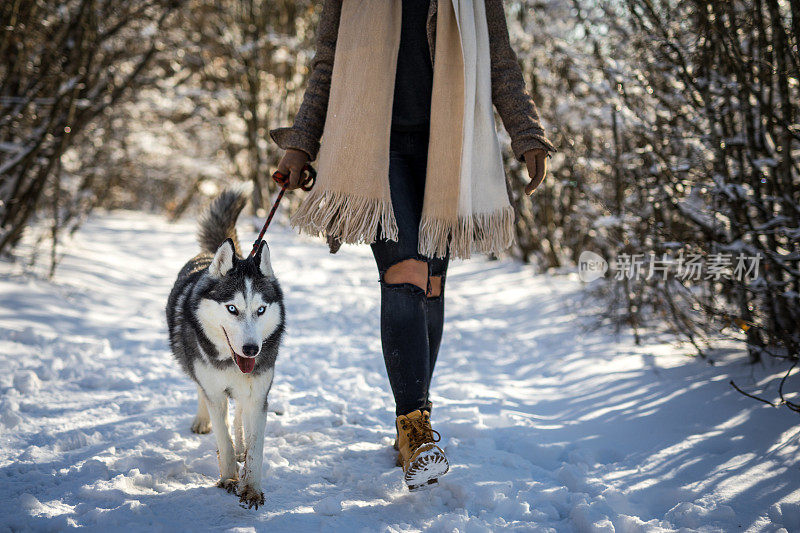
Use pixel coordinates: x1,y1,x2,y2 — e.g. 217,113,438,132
269,0,556,163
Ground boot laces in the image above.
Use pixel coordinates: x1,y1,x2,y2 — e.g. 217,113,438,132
400,413,441,451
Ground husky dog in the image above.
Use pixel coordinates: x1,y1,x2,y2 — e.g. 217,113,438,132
166,184,284,509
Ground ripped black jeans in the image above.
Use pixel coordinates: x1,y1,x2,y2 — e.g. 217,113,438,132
371,129,450,417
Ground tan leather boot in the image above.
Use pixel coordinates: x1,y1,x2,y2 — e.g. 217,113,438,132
393,401,433,451
395,410,449,490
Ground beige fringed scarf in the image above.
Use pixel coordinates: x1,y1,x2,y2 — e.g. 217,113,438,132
290,0,514,259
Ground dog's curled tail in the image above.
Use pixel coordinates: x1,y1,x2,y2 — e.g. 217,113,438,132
197,182,253,255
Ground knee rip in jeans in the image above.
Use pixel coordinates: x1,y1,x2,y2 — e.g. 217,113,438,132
380,258,445,298
428,274,445,299
381,258,427,291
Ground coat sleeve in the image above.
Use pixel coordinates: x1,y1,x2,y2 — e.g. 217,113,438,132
485,0,556,161
269,0,342,161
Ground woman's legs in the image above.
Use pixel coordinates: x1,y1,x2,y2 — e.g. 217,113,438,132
377,274,431,416
372,131,452,488
379,256,448,416
371,130,449,417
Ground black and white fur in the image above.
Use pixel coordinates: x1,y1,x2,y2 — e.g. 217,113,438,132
166,184,285,509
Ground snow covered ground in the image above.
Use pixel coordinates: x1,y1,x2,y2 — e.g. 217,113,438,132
1,211,798,532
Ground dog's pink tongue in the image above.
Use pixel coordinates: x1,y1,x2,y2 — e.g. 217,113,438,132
234,354,256,373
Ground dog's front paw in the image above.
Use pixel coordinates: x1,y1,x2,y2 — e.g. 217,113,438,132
191,417,212,434
216,478,238,493
238,485,265,509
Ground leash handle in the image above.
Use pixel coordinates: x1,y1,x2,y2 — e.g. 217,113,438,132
271,163,316,191
249,163,316,258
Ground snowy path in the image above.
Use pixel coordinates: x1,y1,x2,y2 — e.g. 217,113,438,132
1,211,798,532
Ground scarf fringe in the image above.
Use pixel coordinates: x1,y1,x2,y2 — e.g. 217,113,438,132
289,189,399,244
418,205,517,260
290,192,515,260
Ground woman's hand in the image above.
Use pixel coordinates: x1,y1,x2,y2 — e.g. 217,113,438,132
523,148,548,195
276,148,311,190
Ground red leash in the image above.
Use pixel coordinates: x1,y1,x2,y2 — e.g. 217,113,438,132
248,163,316,258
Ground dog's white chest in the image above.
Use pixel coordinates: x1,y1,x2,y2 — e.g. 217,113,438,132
194,360,273,402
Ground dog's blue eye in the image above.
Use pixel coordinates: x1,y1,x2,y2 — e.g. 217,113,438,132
257,306,266,316
226,305,238,315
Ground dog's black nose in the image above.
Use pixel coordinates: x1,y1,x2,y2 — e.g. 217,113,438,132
242,344,259,358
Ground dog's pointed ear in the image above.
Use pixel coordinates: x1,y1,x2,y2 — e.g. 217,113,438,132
209,238,236,278
255,241,275,279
